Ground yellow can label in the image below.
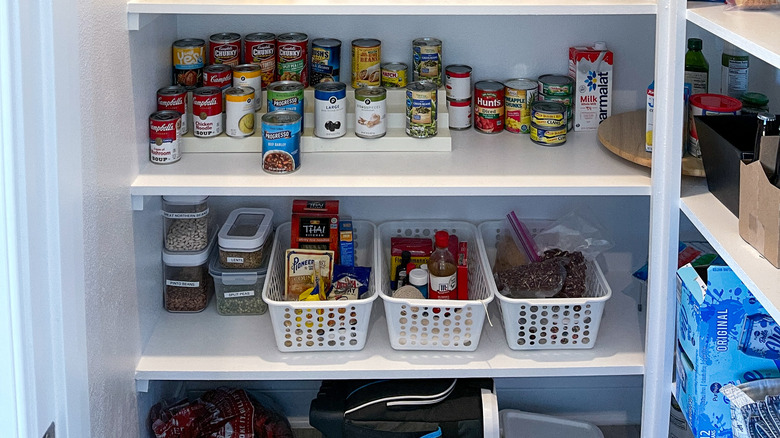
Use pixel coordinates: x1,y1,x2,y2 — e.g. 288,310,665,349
381,68,407,88
352,45,381,88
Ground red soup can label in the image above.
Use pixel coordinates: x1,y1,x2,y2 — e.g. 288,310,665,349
192,87,223,137
157,85,188,136
474,80,505,134
276,33,308,87
209,33,241,66
244,33,276,88
149,110,181,164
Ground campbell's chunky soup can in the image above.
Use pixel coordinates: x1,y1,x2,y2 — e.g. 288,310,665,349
149,111,181,164
262,110,301,174
311,38,341,85
192,86,223,137
209,33,241,66
243,32,276,88
276,32,308,86
157,85,188,136
172,38,205,89
474,80,505,134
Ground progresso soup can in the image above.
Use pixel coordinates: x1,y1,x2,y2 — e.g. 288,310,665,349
209,33,241,66
172,38,205,89
406,81,437,138
474,80,505,134
243,32,276,89
276,32,308,86
262,110,302,174
314,82,347,139
267,80,304,117
504,78,537,134
311,38,341,85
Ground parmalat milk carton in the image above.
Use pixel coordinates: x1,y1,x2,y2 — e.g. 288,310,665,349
568,42,613,131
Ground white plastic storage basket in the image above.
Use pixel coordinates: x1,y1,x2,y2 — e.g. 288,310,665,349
377,220,494,351
262,220,378,352
477,220,612,350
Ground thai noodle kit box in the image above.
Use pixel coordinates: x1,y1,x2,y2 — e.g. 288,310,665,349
676,263,780,437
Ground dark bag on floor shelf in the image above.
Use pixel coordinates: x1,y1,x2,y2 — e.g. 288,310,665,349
309,378,495,438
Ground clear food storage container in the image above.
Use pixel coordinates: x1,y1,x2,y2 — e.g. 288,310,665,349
162,195,210,252
218,207,274,269
209,244,269,316
163,230,216,312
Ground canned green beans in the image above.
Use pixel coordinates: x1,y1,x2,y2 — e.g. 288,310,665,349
412,37,443,87
406,81,438,138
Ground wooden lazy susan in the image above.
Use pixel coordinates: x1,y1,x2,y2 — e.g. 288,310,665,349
597,110,705,177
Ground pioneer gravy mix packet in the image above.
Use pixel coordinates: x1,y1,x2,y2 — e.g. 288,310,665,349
285,249,334,300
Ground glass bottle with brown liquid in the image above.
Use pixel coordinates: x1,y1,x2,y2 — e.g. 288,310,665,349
427,230,457,299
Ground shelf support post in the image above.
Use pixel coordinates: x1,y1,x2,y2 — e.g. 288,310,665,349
642,0,687,435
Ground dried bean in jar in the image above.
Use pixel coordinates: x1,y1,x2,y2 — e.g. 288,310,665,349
165,217,208,251
216,283,267,315
164,265,212,312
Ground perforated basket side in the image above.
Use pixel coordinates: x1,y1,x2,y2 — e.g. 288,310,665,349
376,220,494,351
261,221,378,352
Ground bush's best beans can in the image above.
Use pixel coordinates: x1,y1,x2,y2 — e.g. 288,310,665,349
381,63,407,88
225,87,256,138
192,86,223,137
149,111,182,164
352,39,381,88
243,32,276,89
445,64,472,100
276,33,308,86
267,80,304,118
406,81,438,138
504,78,537,134
311,38,341,86
262,110,302,174
412,37,443,87
209,33,241,66
172,38,205,89
233,64,263,111
531,101,567,129
314,82,347,139
447,98,472,130
355,86,387,138
474,80,505,134
157,85,188,136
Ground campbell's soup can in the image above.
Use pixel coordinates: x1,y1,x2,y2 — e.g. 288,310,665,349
406,81,438,138
504,79,537,134
381,62,407,88
149,111,181,164
445,64,472,100
531,101,567,129
225,87,255,138
276,32,308,87
447,98,472,130
209,33,241,66
314,82,347,138
233,64,263,111
262,110,301,174
412,37,443,87
267,80,304,119
474,80,505,134
172,38,205,89
243,32,276,89
203,64,233,116
355,86,387,138
352,38,381,88
311,38,341,85
157,85,188,136
192,86,223,137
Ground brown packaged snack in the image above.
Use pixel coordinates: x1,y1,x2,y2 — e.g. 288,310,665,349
285,249,334,300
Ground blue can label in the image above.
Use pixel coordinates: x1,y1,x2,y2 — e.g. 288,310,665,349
739,313,780,360
311,43,340,85
262,117,301,173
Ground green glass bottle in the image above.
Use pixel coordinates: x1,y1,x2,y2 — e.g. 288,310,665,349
685,38,709,96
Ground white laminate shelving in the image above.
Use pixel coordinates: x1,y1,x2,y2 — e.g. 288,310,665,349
134,270,644,391
687,2,780,70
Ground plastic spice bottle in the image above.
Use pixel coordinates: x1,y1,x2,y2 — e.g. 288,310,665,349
684,38,709,96
427,230,457,299
408,268,429,298
721,42,749,98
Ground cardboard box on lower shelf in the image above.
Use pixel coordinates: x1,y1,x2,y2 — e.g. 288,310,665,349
739,135,780,268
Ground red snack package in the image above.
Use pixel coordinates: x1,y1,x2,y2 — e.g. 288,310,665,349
457,241,468,300
291,200,340,260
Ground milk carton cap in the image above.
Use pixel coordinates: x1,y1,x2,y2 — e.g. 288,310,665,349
594,41,607,50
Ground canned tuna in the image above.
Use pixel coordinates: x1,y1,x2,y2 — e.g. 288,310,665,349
406,81,438,138
538,74,575,96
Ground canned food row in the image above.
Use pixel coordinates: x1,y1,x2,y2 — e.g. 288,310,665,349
173,34,442,91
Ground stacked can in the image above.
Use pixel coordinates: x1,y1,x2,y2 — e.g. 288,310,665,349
537,74,574,132
445,65,472,130
530,102,567,146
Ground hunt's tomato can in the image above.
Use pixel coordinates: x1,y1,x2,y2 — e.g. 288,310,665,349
149,111,181,165
192,86,223,138
243,32,276,89
276,32,308,87
209,33,241,66
157,85,188,136
474,80,505,134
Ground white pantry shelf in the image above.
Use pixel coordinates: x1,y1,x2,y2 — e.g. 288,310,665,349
134,270,644,391
687,2,780,69
130,129,652,208
127,0,657,30
680,177,780,322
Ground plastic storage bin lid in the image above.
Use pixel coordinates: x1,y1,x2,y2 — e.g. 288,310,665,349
162,195,209,205
499,409,603,438
208,245,268,284
162,229,216,266
219,208,274,251
690,94,743,113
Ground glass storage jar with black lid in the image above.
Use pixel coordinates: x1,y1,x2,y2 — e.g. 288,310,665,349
218,207,274,269
163,230,216,312
162,195,210,252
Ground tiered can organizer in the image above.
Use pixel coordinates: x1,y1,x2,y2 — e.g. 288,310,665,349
377,220,494,351
477,220,612,350
262,220,378,352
